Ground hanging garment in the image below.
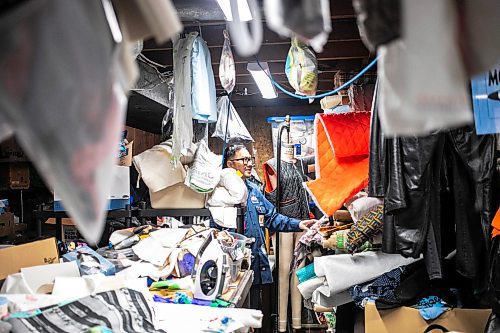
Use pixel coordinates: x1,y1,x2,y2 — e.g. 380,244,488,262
263,158,310,220
352,0,401,52
460,0,500,76
0,0,129,243
375,0,473,137
7,289,162,333
191,36,217,124
370,91,497,282
304,112,371,217
264,0,331,53
172,32,198,162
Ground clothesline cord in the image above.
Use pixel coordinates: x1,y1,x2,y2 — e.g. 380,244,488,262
254,57,379,100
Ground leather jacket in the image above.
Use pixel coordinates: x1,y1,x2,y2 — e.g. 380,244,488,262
370,94,497,282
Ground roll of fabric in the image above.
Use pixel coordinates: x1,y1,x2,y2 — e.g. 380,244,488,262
346,204,384,253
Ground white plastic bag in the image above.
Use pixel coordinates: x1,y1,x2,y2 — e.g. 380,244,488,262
219,30,236,94
212,96,254,143
285,38,318,97
0,0,129,243
378,0,472,136
207,168,248,207
185,140,222,193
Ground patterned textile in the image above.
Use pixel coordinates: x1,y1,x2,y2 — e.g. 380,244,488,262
7,289,163,333
263,158,310,220
292,221,326,269
346,204,384,253
323,229,381,254
349,266,405,308
304,112,371,217
412,296,450,320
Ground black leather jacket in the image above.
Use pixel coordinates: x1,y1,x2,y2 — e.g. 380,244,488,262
370,95,497,282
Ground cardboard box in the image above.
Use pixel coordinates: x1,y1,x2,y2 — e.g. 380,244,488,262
118,141,133,167
0,137,26,161
150,183,206,209
365,302,491,333
13,223,27,233
0,163,30,189
0,238,59,280
45,218,80,242
0,213,13,237
54,165,130,211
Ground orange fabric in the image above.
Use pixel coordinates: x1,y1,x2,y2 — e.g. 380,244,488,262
305,112,371,217
492,208,500,239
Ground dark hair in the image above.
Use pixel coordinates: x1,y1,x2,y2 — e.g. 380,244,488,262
223,143,247,168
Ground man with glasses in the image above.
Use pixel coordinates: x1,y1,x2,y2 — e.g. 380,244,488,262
223,143,315,312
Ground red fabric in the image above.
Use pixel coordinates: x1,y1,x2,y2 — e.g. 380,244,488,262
305,112,371,217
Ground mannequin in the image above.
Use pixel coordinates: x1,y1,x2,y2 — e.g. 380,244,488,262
263,143,310,332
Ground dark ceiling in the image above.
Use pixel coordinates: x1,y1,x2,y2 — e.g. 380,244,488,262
127,0,376,132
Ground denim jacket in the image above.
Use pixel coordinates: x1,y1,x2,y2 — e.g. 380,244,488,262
244,180,301,285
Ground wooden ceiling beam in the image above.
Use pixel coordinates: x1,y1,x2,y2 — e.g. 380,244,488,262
141,40,369,67
142,19,360,50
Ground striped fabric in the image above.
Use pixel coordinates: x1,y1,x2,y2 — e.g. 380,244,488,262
8,289,163,333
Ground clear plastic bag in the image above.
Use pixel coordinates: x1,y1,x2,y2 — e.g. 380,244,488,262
285,38,318,97
0,0,128,244
219,30,236,94
212,96,254,143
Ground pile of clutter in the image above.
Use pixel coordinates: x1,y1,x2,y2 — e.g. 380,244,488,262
0,225,260,333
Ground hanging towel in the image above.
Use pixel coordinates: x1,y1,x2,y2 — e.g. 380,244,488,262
304,112,371,217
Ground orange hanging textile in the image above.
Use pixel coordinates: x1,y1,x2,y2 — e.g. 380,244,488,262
492,208,500,239
305,112,371,217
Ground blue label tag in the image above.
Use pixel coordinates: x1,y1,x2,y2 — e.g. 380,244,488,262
251,195,259,204
471,63,500,134
294,143,302,157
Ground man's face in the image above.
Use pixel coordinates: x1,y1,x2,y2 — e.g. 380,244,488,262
227,148,254,179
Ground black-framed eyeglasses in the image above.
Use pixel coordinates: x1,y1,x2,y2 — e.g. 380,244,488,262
230,157,255,165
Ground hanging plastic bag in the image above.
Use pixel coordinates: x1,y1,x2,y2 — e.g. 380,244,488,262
0,0,129,244
285,38,318,97
264,0,331,53
219,30,236,94
378,0,475,137
212,96,254,143
185,140,222,193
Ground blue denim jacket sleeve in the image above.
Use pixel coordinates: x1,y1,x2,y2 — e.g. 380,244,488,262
257,190,301,232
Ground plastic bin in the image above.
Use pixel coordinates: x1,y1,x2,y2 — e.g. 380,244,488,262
267,116,315,158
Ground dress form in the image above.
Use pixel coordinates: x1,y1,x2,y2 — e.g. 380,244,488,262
263,144,307,332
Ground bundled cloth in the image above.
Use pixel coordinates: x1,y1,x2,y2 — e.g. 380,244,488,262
298,252,421,308
346,204,384,253
350,266,405,308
